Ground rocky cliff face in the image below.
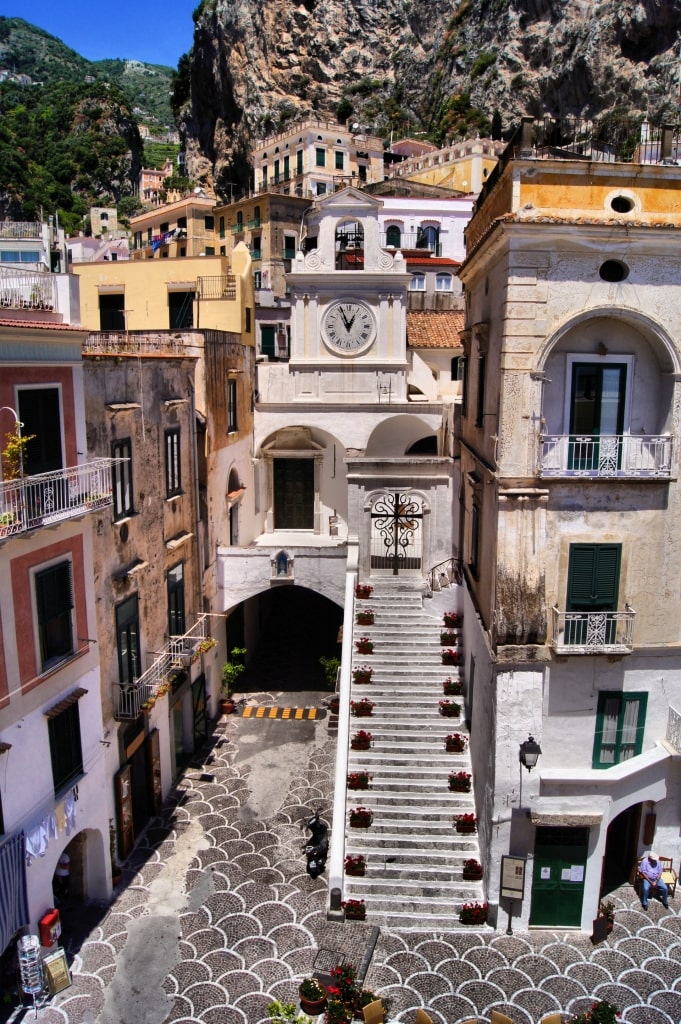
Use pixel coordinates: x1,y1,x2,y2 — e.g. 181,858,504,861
181,0,681,197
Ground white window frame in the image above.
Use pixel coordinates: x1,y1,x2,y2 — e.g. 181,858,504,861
409,273,426,292
435,273,453,291
562,353,634,435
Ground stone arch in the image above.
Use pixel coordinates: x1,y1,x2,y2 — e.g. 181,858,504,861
365,415,441,457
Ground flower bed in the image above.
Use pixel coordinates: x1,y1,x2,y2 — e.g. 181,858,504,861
342,898,366,920
349,806,373,828
356,610,375,626
344,854,366,876
350,729,373,750
454,813,478,834
459,901,488,925
442,676,463,696
347,770,372,790
353,666,373,684
444,612,463,628
448,771,472,792
462,858,483,880
439,699,461,718
355,636,374,654
442,648,463,666
445,733,467,753
350,698,375,717
355,584,373,599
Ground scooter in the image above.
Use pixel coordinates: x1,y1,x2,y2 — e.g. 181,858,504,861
303,811,329,878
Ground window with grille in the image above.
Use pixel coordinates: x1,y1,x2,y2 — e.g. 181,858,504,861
112,439,133,519
165,428,181,497
35,561,74,670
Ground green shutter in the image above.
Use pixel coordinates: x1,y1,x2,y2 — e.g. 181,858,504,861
567,544,620,611
593,692,647,768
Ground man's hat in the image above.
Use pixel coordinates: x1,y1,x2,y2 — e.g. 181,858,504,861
649,851,659,860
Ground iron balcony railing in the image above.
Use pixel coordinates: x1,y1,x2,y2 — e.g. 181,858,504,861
0,267,56,311
380,232,442,256
550,606,635,655
0,458,119,538
539,434,674,478
114,614,210,721
247,217,261,229
426,557,462,595
231,223,245,235
197,274,236,300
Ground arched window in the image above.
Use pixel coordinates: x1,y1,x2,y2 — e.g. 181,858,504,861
386,225,401,248
436,273,452,291
409,273,426,291
417,225,439,252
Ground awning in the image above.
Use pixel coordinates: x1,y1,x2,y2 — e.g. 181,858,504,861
44,688,88,719
0,832,29,954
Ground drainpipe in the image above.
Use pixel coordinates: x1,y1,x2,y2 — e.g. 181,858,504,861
327,570,357,915
186,373,204,625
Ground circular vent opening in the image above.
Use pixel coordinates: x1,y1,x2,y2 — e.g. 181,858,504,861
610,195,634,213
599,260,629,282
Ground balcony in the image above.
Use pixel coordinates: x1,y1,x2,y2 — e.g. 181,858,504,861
549,606,636,655
113,614,212,720
0,221,42,239
380,232,442,256
84,330,205,356
0,459,119,538
231,223,245,235
0,267,56,312
247,218,261,229
539,434,673,479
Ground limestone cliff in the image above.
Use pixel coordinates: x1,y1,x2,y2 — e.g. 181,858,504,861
180,0,681,196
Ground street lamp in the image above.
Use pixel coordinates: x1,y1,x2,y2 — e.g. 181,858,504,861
519,735,542,772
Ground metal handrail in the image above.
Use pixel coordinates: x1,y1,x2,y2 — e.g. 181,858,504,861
0,458,118,537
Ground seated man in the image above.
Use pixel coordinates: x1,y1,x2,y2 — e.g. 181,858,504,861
640,850,669,910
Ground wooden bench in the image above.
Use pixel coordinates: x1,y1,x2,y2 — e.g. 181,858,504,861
634,856,677,898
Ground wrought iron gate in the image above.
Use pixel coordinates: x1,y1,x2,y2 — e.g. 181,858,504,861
370,491,423,574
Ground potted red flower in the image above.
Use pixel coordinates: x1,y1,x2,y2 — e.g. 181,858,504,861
449,770,472,792
350,729,373,750
454,813,478,834
440,630,459,645
344,853,366,876
356,609,375,626
347,770,372,790
355,584,373,599
355,636,374,654
462,858,483,880
342,898,366,920
349,806,373,828
442,648,462,666
439,699,461,718
459,901,488,925
445,733,467,753
350,698,375,717
353,666,373,684
442,676,463,696
444,612,463,628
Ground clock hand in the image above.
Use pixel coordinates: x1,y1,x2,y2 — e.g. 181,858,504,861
339,308,351,330
347,312,356,329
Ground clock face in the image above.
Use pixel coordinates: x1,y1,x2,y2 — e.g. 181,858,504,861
322,300,376,354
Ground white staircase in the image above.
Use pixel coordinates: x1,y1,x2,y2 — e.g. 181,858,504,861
343,579,487,931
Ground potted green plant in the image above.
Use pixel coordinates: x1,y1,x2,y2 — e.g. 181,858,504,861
454,813,478,834
221,646,246,713
440,630,459,645
319,655,341,690
355,636,374,654
448,770,472,792
445,733,467,752
344,853,366,876
299,978,327,1015
356,609,375,626
442,648,463,666
325,998,351,1024
342,898,366,921
353,666,373,684
439,699,461,718
1,422,35,480
458,901,488,925
350,698,375,717
350,729,373,750
347,770,372,790
349,806,373,828
442,676,463,696
598,900,615,933
462,858,483,880
267,1000,312,1024
568,1001,619,1024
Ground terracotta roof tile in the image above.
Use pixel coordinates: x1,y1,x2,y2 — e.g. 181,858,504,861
0,318,86,332
407,310,465,348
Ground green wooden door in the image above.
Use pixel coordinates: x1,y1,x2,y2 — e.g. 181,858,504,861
273,458,314,529
566,543,621,645
530,826,589,927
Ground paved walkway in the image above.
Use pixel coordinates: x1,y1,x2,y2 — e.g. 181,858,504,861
15,697,681,1024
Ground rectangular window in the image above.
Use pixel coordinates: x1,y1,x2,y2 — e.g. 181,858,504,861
245,307,252,333
35,561,74,670
252,235,261,259
261,325,275,358
48,702,83,795
283,155,290,180
316,183,326,196
469,502,481,578
167,563,185,637
116,594,140,686
254,270,262,290
568,361,628,471
358,165,367,182
461,357,469,417
227,378,238,433
315,147,326,167
273,159,280,183
475,354,486,427
99,293,125,331
160,222,169,233
168,291,194,329
283,235,296,259
566,543,621,646
204,215,214,230
593,692,647,768
165,428,181,497
335,151,344,170
177,216,187,230
219,216,225,238
112,438,133,519
296,150,303,174
205,246,215,256
262,166,268,186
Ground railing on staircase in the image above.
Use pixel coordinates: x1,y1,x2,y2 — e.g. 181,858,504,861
426,557,462,595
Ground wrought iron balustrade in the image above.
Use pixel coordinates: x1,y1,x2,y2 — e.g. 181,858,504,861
550,605,635,654
0,458,118,538
539,434,673,478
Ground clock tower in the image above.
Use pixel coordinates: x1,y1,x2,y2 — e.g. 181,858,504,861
287,187,411,401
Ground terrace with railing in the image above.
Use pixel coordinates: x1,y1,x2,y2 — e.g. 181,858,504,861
114,614,212,720
0,458,120,539
549,606,636,655
0,267,56,312
83,330,205,357
0,221,42,239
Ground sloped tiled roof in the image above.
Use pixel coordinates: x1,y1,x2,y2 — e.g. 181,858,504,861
407,309,465,349
404,254,460,268
0,318,87,332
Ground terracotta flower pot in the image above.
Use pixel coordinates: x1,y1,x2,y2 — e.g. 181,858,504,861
299,982,328,1015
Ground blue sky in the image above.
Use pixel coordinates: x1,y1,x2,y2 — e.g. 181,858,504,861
3,0,196,67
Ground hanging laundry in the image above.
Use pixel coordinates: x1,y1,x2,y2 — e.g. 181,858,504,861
64,795,77,836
